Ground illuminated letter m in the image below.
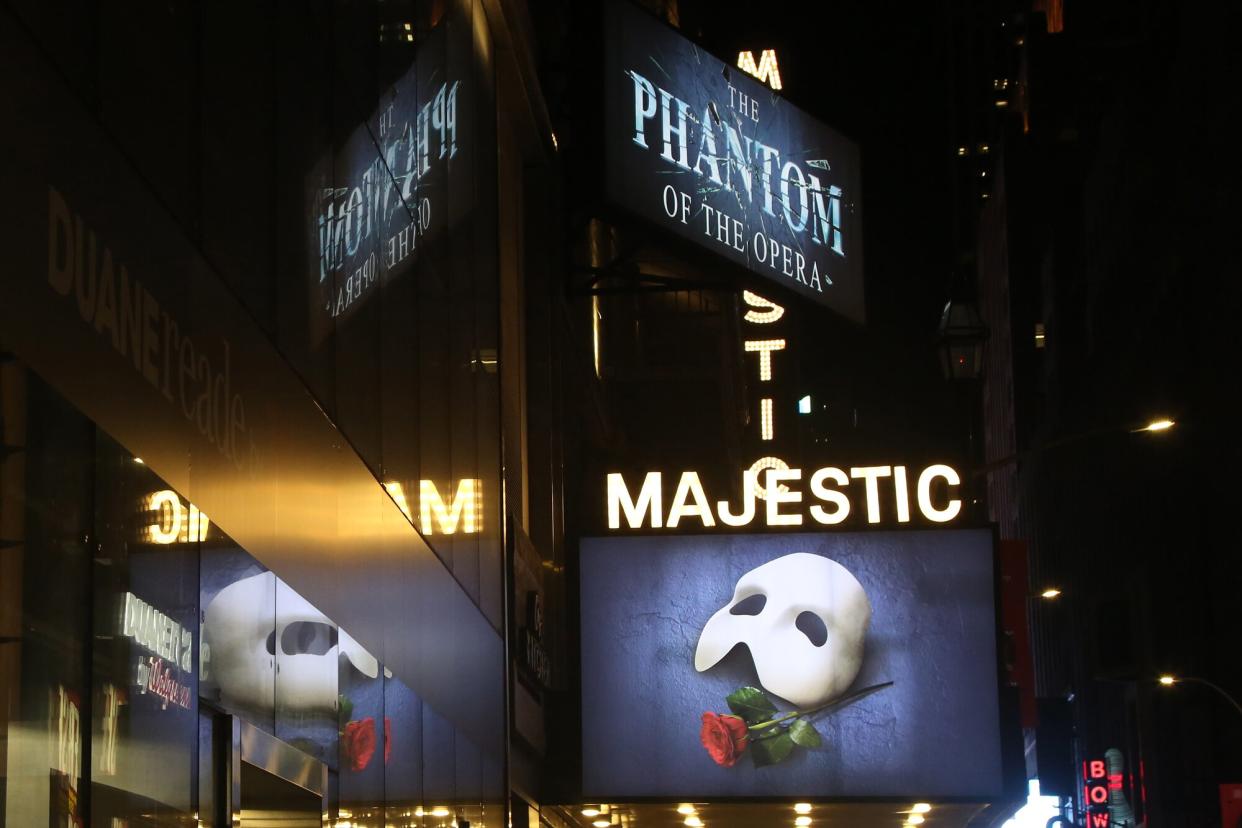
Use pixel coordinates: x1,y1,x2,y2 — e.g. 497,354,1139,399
607,472,663,529
736,50,783,91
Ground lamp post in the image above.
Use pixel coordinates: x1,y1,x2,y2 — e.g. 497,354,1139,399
971,418,1178,478
1157,675,1242,720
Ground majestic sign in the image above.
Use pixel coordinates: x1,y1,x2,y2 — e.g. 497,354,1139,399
604,464,963,530
604,0,863,320
580,530,1003,799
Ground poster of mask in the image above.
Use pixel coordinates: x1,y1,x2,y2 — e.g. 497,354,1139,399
602,0,864,322
579,529,1003,799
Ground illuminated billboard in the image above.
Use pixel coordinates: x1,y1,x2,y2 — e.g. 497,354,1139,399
580,529,1003,799
603,0,864,321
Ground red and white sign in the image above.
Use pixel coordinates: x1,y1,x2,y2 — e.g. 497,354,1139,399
1082,758,1120,827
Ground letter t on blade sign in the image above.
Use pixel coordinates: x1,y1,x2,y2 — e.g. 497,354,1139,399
745,339,786,381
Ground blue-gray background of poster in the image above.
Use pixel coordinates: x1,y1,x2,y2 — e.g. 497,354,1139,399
579,529,1002,799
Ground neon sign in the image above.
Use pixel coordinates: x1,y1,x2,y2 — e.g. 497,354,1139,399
737,50,783,90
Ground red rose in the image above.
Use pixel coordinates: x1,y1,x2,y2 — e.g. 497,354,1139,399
700,712,748,767
342,717,376,771
384,717,392,765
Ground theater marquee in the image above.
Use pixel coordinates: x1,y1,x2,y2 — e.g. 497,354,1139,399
603,0,864,321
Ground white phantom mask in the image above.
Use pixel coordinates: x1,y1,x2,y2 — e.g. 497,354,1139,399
203,573,381,712
694,553,871,708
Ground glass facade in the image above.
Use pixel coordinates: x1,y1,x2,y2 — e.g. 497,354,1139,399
1,0,510,824
0,363,502,826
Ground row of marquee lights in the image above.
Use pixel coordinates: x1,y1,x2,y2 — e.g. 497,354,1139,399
579,802,935,826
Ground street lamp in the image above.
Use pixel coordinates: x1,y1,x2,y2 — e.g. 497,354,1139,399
972,417,1178,477
1156,674,1242,719
936,298,989,381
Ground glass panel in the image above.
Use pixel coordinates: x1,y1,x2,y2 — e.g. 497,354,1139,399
338,633,386,827
200,548,275,733
274,579,338,768
90,434,199,825
0,370,93,828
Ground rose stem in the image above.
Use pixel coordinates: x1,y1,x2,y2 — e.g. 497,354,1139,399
747,681,895,731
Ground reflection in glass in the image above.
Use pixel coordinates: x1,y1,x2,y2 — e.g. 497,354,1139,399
200,553,275,731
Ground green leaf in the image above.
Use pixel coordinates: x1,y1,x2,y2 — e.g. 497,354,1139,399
788,719,822,748
750,731,795,767
338,694,354,722
726,686,777,725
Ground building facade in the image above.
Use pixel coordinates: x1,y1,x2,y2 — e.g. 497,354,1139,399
1,0,561,825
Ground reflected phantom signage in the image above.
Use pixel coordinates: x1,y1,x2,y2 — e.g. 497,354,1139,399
604,0,863,320
580,530,1003,799
311,29,463,321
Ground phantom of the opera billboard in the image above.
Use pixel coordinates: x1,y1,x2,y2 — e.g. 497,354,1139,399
579,529,1003,800
603,0,864,322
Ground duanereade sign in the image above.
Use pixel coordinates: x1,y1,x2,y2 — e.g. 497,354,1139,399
604,0,864,322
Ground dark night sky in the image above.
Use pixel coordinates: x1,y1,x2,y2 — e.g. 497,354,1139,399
677,0,969,462
683,0,958,344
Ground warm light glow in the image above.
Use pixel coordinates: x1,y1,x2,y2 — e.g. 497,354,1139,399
582,809,602,818
431,808,451,818
145,490,210,544
742,291,785,324
745,338,787,381
384,481,414,522
420,478,482,534
905,816,925,826
414,808,425,817
684,818,704,828
133,456,145,464
737,50,782,90
1040,588,1061,599
594,821,610,827
793,804,812,815
912,804,932,814
1140,418,1175,432
760,398,775,440
795,817,812,826
677,805,697,816
1159,675,1177,686
748,456,791,501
